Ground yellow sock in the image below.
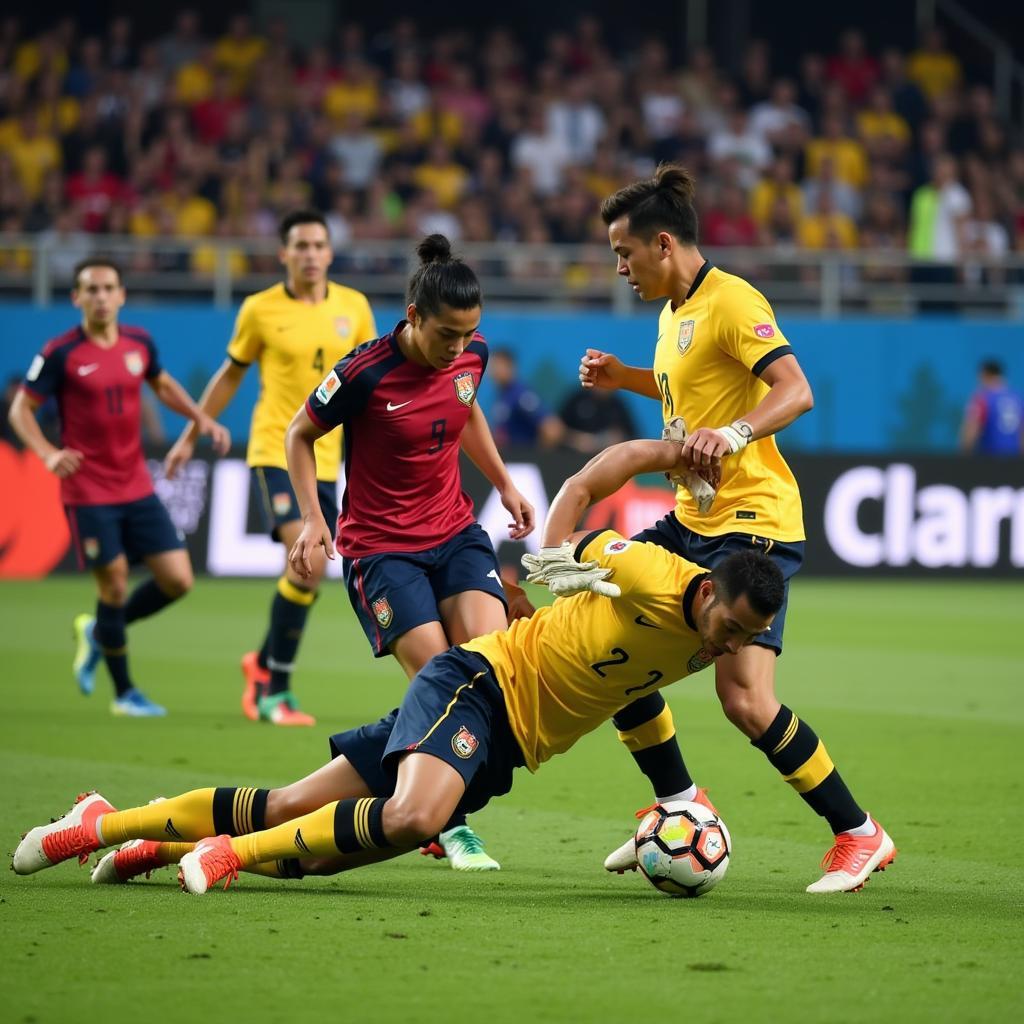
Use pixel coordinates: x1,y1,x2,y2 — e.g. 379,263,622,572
155,842,195,865
231,803,340,866
243,859,304,879
98,787,267,845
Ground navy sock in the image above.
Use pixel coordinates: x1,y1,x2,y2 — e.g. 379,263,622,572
95,601,132,698
265,579,314,697
124,579,178,625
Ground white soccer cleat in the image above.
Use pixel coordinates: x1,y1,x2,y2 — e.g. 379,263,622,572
13,791,115,875
178,835,241,894
439,825,500,871
805,817,896,894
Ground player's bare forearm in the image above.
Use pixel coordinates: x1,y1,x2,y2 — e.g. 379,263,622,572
616,365,661,400
541,440,680,545
151,372,205,422
177,359,246,443
7,390,57,461
285,407,327,522
739,355,814,440
460,403,513,489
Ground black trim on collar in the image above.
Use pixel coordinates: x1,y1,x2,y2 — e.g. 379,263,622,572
682,572,711,632
283,283,329,303
685,260,713,301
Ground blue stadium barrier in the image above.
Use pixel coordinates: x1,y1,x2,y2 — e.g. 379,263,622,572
3,303,1021,452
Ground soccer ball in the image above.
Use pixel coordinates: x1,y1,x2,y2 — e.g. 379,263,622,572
634,800,731,898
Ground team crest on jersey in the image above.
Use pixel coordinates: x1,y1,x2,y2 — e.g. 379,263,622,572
272,493,292,517
372,596,393,628
677,320,695,355
452,726,478,759
604,539,632,555
124,351,144,376
83,538,100,561
687,647,715,674
334,316,351,339
453,371,476,406
315,370,341,404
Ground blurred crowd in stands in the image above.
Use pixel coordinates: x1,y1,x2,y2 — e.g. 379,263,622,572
1,10,1022,282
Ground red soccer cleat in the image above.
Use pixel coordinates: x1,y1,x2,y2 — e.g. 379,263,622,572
240,651,270,722
13,791,116,875
91,839,169,884
178,835,242,895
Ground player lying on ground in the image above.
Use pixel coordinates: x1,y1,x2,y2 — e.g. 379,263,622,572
7,259,230,717
13,439,814,896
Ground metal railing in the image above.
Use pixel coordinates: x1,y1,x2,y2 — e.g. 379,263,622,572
1,234,1023,318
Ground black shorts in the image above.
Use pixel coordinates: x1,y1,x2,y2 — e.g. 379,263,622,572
328,647,525,816
632,514,804,654
252,466,338,542
343,523,506,657
65,494,184,569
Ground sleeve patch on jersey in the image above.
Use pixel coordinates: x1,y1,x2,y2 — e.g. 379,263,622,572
26,355,44,381
315,370,342,404
604,539,633,555
753,323,776,339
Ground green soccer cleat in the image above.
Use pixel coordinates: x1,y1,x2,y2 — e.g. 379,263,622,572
72,613,101,696
257,691,316,727
439,825,500,871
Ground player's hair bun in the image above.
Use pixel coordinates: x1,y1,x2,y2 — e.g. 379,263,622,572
655,163,696,204
416,234,453,264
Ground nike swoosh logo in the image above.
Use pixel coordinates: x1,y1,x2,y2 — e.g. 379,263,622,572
386,400,412,411
487,569,500,581
78,364,100,376
634,614,660,629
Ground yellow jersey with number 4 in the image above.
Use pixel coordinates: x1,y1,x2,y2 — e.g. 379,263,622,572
462,530,712,772
227,282,376,481
654,263,804,541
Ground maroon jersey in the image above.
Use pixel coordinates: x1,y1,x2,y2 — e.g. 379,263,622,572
305,321,487,558
20,324,162,506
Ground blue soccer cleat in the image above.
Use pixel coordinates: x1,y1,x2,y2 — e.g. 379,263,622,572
72,613,101,696
111,688,167,718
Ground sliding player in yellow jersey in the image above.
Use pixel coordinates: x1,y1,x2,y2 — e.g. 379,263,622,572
573,164,895,893
165,210,376,726
13,436,798,893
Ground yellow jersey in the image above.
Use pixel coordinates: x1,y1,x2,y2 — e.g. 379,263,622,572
654,263,804,542
463,530,712,772
227,282,377,481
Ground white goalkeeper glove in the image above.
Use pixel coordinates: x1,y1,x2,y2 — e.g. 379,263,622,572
662,417,717,516
521,541,621,598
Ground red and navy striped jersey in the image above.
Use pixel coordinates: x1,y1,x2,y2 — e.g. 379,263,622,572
20,324,162,506
305,320,488,558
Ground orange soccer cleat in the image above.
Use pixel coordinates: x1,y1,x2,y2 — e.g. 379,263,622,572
805,816,897,894
13,791,116,874
240,651,270,722
91,839,168,884
178,835,242,895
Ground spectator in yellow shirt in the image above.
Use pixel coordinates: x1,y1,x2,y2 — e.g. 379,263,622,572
165,176,218,236
213,13,267,94
750,155,803,226
857,85,911,160
4,110,62,201
805,114,868,189
175,46,216,106
323,59,381,123
412,139,469,209
908,27,962,99
798,191,859,250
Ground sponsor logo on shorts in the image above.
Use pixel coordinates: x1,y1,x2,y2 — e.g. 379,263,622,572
334,316,352,338
272,492,292,517
604,539,632,554
372,596,393,628
315,370,341,404
83,537,100,561
677,320,695,355
452,726,478,759
687,647,715,674
753,323,775,339
124,351,145,376
453,371,476,406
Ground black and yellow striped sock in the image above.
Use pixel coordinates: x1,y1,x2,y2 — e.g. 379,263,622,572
753,705,865,834
613,692,694,796
230,797,390,867
98,787,269,845
244,858,305,879
265,578,316,697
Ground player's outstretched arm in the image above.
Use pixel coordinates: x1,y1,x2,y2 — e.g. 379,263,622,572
165,359,246,478
284,406,335,577
460,402,535,540
150,371,230,461
7,389,83,477
578,349,661,400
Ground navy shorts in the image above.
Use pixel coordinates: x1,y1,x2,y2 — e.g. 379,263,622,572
66,493,184,569
328,647,525,815
632,514,804,654
252,466,338,542
343,523,506,657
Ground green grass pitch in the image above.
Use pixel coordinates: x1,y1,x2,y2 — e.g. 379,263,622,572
1,576,1022,1023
